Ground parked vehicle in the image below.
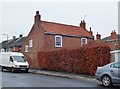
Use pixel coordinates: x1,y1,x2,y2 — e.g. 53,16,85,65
0,52,29,72
95,62,120,87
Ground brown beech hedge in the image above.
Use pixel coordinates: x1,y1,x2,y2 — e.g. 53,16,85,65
37,43,110,75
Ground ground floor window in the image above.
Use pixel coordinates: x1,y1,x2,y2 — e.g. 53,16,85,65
25,45,29,52
55,35,62,47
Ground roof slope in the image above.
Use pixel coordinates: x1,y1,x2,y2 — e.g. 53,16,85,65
1,39,18,48
0,37,26,49
102,34,120,41
41,21,93,38
10,37,26,47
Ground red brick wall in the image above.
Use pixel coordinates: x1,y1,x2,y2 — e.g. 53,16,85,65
21,23,45,68
45,35,93,51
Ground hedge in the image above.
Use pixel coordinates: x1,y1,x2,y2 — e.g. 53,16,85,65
37,43,110,75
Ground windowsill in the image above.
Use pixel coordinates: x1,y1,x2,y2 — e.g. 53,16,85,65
81,44,87,46
25,51,28,52
55,45,62,48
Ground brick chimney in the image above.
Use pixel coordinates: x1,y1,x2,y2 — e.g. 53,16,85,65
96,32,101,40
111,30,117,39
80,20,86,29
34,11,41,23
89,27,93,35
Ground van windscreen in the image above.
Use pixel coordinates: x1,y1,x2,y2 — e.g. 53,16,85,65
12,56,26,62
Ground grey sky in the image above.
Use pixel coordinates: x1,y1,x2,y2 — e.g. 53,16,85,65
0,0,118,42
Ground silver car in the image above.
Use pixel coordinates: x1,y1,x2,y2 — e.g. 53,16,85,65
95,62,120,87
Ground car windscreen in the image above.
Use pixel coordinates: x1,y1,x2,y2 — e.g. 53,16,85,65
12,56,26,62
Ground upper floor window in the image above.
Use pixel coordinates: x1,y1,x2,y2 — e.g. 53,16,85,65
81,38,87,45
55,35,62,47
29,39,33,47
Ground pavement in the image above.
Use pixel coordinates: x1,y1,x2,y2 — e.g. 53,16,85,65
29,69,97,82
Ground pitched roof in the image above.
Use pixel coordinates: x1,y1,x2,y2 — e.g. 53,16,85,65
1,39,18,49
9,37,26,47
0,37,26,49
41,21,94,38
102,34,120,41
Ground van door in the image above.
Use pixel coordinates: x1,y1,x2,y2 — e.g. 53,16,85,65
9,56,14,67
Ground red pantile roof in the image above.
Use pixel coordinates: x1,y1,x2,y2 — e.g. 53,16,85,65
41,21,93,38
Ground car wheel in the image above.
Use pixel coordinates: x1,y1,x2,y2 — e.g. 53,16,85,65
102,75,112,87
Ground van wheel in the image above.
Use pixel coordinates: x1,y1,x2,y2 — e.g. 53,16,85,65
11,68,15,73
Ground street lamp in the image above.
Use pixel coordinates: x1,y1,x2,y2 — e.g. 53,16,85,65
2,34,8,41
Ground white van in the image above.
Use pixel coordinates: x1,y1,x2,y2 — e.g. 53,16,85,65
0,52,29,72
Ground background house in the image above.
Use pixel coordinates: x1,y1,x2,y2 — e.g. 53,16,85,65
101,31,120,62
110,50,120,62
0,34,26,52
21,11,94,68
102,30,120,50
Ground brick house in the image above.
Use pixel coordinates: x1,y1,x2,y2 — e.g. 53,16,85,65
102,30,120,50
21,11,94,68
101,30,120,62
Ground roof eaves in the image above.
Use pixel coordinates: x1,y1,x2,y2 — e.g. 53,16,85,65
45,32,94,39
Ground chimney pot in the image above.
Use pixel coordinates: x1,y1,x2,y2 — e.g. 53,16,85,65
90,27,91,31
19,34,23,38
111,30,117,39
89,27,93,35
34,11,41,23
83,20,85,23
80,20,86,29
36,11,39,14
13,36,16,40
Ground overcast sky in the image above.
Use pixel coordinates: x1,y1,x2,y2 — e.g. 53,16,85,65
0,0,119,42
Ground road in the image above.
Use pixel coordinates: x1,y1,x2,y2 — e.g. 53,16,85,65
1,71,119,88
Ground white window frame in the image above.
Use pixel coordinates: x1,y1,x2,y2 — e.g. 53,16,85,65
25,45,29,52
55,35,62,47
81,38,87,45
29,39,33,47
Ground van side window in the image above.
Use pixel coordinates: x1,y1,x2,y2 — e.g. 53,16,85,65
10,56,13,62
